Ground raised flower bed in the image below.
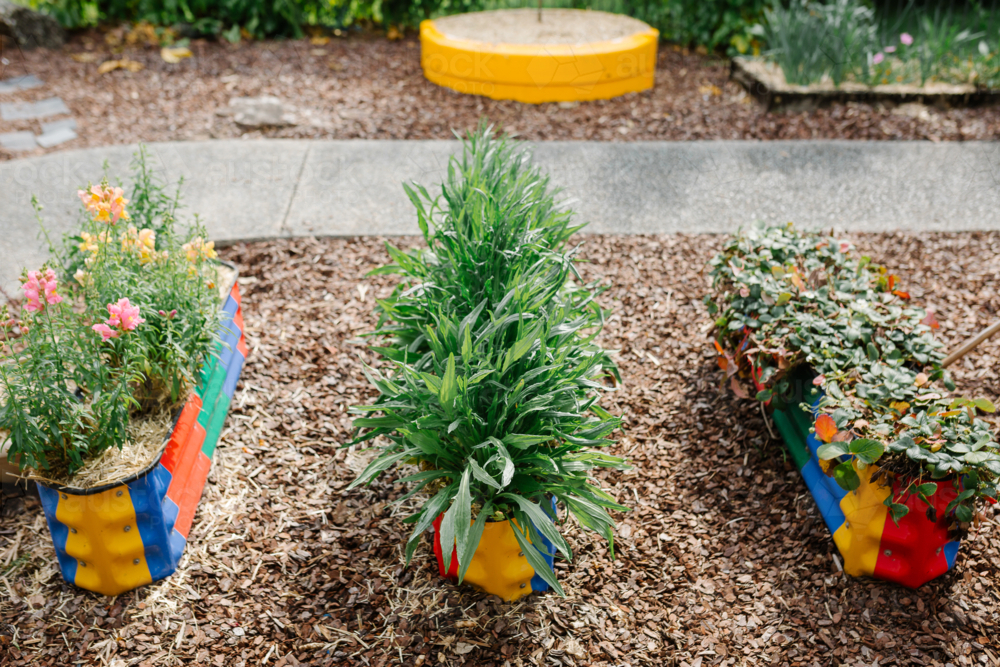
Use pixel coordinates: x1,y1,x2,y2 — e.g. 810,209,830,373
346,125,627,600
706,223,999,588
1,151,247,596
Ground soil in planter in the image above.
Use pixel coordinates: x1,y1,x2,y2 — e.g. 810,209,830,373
24,406,174,490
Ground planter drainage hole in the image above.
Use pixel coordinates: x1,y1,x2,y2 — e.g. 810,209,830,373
116,490,124,497
133,559,140,565
520,583,526,588
884,550,892,556
79,561,86,567
518,552,524,557
70,528,77,534
124,525,131,532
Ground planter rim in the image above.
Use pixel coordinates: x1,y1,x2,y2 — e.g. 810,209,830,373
32,260,239,496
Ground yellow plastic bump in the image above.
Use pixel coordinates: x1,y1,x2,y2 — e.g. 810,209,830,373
832,464,891,578
464,520,537,602
419,19,658,104
57,485,153,596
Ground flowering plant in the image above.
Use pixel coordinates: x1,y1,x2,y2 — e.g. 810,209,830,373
0,149,223,476
705,223,999,526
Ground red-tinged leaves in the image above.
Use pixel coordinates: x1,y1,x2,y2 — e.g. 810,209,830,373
887,274,896,291
815,414,838,443
922,311,940,329
812,375,825,386
892,289,910,299
730,376,749,399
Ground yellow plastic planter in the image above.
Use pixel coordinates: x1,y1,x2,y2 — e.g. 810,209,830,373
420,10,658,104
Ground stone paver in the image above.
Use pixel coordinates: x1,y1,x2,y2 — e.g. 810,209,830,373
0,96,69,121
0,74,43,94
2,139,999,293
0,130,36,151
36,125,76,148
40,118,76,134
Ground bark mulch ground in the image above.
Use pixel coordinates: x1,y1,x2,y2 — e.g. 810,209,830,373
1,232,999,667
1,31,999,163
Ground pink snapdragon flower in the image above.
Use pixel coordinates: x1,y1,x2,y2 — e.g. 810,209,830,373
22,269,62,313
92,323,119,341
884,45,896,53
77,184,131,225
873,52,885,65
93,298,144,341
107,298,145,331
900,33,913,46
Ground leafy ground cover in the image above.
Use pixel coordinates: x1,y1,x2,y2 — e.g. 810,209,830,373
1,32,999,164
1,231,999,666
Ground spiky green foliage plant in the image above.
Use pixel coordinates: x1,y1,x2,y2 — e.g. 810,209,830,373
348,126,626,595
370,124,596,368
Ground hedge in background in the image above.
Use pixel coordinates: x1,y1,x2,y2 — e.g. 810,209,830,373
23,0,771,53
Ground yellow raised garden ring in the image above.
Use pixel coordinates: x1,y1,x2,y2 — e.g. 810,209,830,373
420,10,658,104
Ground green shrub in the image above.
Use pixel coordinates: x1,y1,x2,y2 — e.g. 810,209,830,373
348,126,626,592
706,223,999,524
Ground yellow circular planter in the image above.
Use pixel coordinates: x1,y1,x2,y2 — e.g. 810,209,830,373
420,10,658,104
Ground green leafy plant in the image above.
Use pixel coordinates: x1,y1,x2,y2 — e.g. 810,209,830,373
706,223,999,525
757,0,1000,88
0,149,223,476
348,126,626,594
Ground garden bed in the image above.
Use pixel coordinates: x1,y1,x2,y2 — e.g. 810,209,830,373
732,57,1000,113
1,233,999,666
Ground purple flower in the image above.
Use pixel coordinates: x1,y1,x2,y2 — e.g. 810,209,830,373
873,52,885,64
900,33,913,45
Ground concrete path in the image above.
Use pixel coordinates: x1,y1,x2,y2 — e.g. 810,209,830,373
2,139,1000,292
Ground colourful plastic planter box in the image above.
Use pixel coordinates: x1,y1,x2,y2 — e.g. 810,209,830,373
36,274,248,596
771,388,961,588
432,501,556,601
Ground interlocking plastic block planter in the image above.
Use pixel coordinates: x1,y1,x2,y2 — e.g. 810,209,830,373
432,502,557,601
36,273,248,596
771,389,961,588
420,10,658,104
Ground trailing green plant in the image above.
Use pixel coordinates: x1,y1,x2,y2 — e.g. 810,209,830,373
348,127,626,594
705,223,999,525
0,148,223,476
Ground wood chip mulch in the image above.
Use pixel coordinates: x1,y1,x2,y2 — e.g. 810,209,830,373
1,232,999,667
1,31,999,163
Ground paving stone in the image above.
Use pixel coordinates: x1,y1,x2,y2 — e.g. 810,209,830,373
0,74,43,94
228,96,294,128
36,126,77,148
0,130,36,151
40,117,76,134
0,96,69,121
